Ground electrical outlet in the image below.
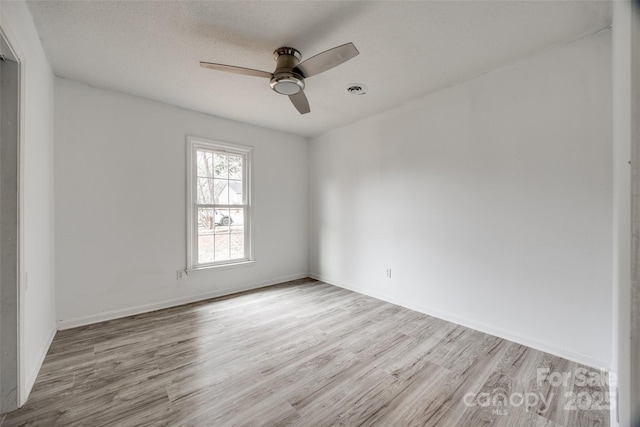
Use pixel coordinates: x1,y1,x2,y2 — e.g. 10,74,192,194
176,270,185,280
386,268,392,278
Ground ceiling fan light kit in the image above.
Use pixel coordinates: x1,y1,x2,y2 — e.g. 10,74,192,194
269,47,305,95
200,42,359,115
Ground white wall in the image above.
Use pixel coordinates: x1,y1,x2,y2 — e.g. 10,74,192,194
310,31,613,368
0,1,56,402
54,78,308,327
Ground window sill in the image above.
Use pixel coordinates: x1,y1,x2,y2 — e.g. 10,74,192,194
186,259,256,274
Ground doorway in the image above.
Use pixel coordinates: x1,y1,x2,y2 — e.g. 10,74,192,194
0,30,21,413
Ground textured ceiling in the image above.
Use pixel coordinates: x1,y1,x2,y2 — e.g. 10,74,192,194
26,1,611,138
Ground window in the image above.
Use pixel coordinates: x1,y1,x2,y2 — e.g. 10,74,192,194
187,136,253,269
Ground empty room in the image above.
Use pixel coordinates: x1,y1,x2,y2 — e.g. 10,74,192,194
1,0,638,426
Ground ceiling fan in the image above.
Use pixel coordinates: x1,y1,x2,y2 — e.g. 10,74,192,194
200,42,359,115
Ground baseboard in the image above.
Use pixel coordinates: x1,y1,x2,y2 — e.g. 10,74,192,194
22,325,56,405
310,272,610,371
57,273,309,330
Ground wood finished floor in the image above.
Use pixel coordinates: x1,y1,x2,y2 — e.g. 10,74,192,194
3,279,610,427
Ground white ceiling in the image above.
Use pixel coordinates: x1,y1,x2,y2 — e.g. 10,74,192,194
26,1,611,138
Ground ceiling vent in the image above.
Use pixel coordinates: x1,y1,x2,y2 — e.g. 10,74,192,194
346,84,367,95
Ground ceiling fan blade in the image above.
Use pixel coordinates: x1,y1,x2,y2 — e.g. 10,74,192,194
289,91,310,114
295,42,359,78
199,62,273,79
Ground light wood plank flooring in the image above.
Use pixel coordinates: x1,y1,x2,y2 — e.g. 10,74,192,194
3,278,610,426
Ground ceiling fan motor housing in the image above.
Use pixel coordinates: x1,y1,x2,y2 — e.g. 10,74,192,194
270,47,305,95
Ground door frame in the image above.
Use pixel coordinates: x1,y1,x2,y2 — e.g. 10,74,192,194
0,14,26,411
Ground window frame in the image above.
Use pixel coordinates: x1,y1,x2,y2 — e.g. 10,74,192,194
186,136,254,270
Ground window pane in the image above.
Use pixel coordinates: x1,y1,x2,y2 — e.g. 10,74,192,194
197,150,214,178
214,234,230,261
228,180,243,204
230,232,244,259
229,208,244,226
197,208,214,263
228,154,243,180
214,208,232,230
197,178,214,204
197,207,215,231
214,153,227,178
198,234,214,264
213,179,228,204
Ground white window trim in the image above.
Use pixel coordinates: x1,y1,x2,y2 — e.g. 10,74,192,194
186,135,254,271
